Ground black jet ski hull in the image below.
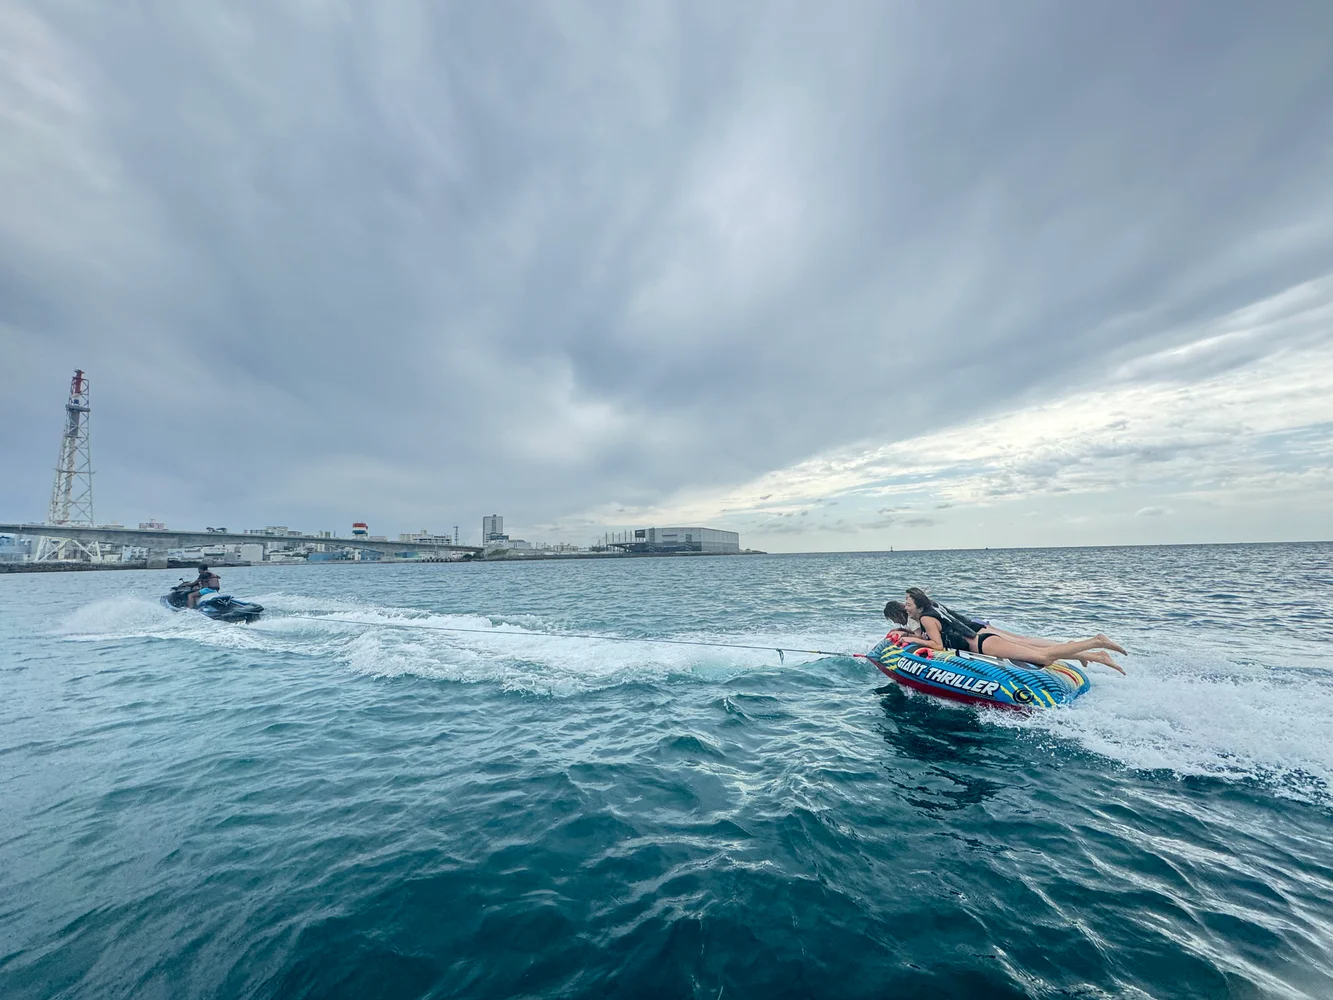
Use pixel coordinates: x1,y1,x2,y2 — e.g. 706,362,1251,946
162,588,264,624
200,599,263,623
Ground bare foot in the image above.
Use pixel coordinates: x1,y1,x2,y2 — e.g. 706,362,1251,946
1096,634,1128,655
1085,650,1126,675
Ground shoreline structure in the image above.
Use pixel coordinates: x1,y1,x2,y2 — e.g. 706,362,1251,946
0,519,760,572
6,539,1324,574
0,548,769,574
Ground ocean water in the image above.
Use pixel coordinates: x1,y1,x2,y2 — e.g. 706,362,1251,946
2,544,1332,999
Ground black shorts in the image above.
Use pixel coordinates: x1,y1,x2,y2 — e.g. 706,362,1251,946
976,631,999,654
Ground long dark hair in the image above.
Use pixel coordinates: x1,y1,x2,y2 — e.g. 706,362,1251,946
883,600,908,625
905,587,934,614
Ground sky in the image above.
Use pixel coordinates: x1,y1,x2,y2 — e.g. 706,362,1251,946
2,1,1331,551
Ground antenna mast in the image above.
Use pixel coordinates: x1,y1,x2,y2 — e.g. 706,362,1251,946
36,369,100,562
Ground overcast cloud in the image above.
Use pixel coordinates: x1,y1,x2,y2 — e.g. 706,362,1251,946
2,1,1331,549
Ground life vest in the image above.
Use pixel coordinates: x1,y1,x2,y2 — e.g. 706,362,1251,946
920,603,977,650
941,604,987,632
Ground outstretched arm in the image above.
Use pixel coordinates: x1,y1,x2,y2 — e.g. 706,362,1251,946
916,617,947,652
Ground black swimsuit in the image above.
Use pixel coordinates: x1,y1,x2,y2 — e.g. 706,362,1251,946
933,602,996,654
920,608,977,651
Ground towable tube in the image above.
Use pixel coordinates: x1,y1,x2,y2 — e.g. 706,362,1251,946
866,632,1090,710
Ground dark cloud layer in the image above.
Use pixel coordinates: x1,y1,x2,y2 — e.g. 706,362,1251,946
2,1,1331,542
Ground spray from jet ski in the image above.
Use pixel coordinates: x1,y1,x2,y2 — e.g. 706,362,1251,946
161,580,264,623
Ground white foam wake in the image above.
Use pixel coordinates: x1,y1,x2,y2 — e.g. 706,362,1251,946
989,642,1333,802
58,595,1333,801
58,593,825,695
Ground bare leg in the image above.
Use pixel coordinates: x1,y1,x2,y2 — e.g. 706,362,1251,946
984,637,1126,675
985,637,1125,674
986,628,1063,648
1081,650,1126,674
971,634,1111,665
989,627,1127,656
1094,633,1128,655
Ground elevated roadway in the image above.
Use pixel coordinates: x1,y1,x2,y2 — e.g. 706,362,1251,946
0,523,480,566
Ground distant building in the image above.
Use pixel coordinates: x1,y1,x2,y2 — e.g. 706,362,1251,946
352,522,369,538
0,535,33,562
398,529,456,546
484,538,531,554
482,514,505,543
614,527,740,554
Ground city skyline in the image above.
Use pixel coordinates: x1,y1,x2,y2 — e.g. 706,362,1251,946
2,4,1331,551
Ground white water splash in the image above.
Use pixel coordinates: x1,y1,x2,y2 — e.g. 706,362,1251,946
57,593,1333,800
56,593,814,695
990,643,1333,802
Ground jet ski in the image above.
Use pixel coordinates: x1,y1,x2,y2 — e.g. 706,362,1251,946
161,581,264,623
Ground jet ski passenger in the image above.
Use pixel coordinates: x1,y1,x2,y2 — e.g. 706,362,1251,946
903,589,1126,673
187,564,221,609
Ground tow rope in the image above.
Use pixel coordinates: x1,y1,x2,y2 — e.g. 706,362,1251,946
276,613,867,664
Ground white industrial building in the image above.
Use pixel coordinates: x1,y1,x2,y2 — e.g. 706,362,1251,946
655,527,739,553
399,529,458,546
482,514,505,543
617,527,740,554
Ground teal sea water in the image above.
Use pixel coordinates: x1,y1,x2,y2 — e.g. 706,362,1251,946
3,544,1332,999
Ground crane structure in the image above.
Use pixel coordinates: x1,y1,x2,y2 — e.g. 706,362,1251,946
36,369,101,562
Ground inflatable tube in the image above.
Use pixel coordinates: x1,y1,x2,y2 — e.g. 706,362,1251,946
866,632,1090,710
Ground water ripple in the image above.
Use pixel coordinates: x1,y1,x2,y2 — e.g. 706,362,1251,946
2,545,1332,998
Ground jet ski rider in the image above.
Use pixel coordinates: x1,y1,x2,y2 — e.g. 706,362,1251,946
187,564,221,609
